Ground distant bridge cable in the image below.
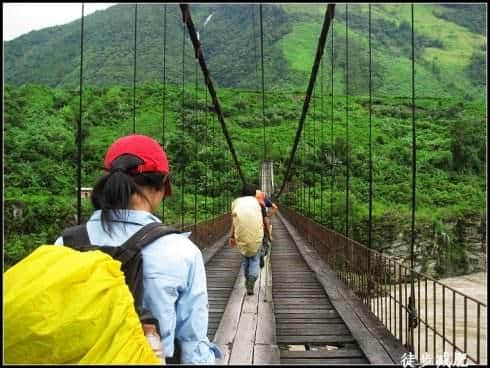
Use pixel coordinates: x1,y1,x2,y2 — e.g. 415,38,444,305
252,6,260,104
77,3,85,225
320,54,324,223
345,3,350,238
194,56,199,227
133,4,137,133
260,4,266,162
276,4,336,199
408,2,419,354
181,22,186,229
367,2,373,313
179,4,246,187
312,75,317,218
368,4,373,253
161,4,167,221
330,15,335,229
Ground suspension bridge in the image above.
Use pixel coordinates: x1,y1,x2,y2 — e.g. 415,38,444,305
55,2,488,365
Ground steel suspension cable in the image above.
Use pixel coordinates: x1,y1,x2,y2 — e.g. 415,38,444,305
161,4,167,222
367,3,373,310
408,2,418,353
330,17,335,230
309,90,315,217
368,3,373,255
180,4,246,186
252,5,260,105
302,125,306,212
302,103,308,213
410,4,417,286
133,4,137,133
320,51,325,224
194,60,199,227
204,82,208,220
220,130,225,213
312,88,317,219
260,4,266,162
345,3,350,239
303,98,306,212
276,4,335,199
181,23,186,229
77,3,85,225
211,101,216,217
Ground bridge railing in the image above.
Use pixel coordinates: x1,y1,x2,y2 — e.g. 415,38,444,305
280,206,486,365
181,213,231,250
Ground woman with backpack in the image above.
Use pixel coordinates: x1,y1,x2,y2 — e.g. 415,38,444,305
54,134,221,364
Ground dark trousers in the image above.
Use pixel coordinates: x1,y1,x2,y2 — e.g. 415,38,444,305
165,340,181,364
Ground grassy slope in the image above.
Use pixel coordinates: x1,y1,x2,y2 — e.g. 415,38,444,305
277,4,485,98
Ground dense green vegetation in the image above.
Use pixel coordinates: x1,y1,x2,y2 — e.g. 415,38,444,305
3,4,486,276
435,4,486,36
4,82,486,274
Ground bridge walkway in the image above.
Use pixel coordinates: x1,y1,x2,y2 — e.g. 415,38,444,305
202,212,407,365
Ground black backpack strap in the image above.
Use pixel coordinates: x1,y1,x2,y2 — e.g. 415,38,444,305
62,224,91,247
115,222,181,265
61,221,179,342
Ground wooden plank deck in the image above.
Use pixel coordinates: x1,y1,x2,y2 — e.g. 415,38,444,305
271,217,370,365
277,212,409,364
212,244,280,365
201,213,407,365
202,236,242,342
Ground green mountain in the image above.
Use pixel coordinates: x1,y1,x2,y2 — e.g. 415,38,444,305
4,4,486,98
3,4,486,275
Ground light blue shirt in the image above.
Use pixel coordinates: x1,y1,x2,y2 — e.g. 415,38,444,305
55,209,221,364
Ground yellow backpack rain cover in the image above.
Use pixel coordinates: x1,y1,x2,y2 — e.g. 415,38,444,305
4,245,161,364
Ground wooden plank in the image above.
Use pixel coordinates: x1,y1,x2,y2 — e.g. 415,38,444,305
273,298,331,304
214,343,230,365
278,212,406,365
242,268,261,314
208,294,229,302
277,325,350,336
201,233,228,264
213,265,245,350
277,322,350,330
281,358,369,364
272,293,327,298
253,344,281,365
274,309,336,314
281,348,365,359
209,308,225,313
228,313,257,365
207,287,234,291
273,303,332,309
275,318,344,324
255,253,277,346
277,335,356,344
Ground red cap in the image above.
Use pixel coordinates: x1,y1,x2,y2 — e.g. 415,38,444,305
104,134,172,196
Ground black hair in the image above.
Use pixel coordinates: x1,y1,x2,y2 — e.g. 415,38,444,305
241,183,257,197
91,154,168,235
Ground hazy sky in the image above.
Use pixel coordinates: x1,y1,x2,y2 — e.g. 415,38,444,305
3,3,116,41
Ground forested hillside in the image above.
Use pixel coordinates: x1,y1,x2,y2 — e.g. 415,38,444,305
4,4,486,98
4,82,486,276
3,3,487,277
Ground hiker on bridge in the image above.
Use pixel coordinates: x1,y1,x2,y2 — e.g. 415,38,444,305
256,189,277,268
55,134,221,364
229,184,264,295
